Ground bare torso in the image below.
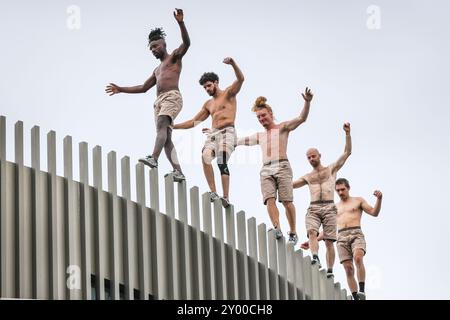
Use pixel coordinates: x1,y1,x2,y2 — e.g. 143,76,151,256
256,126,290,163
154,54,182,95
205,90,237,129
302,165,337,202
336,197,364,229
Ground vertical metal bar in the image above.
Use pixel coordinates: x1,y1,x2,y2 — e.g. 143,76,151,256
286,244,297,300
15,121,29,298
213,200,226,299
319,269,327,300
247,217,260,300
302,256,313,300
63,135,79,300
79,142,92,300
236,211,249,300
164,175,178,299
201,193,215,299
31,126,46,299
178,181,190,299
190,187,203,299
277,238,288,300
267,229,279,300
120,156,132,300
225,205,238,299
148,168,159,298
107,151,120,300
47,130,63,299
93,146,105,300
294,250,305,300
257,223,270,299
136,163,149,299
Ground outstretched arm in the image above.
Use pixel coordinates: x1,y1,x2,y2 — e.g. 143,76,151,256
236,133,258,146
361,191,383,217
332,122,352,174
293,177,308,189
173,103,209,129
105,72,156,95
172,8,190,60
223,57,245,97
282,87,313,131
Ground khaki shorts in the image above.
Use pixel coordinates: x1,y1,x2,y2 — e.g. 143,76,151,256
154,90,183,125
202,126,237,160
337,227,366,263
305,203,337,241
260,160,293,205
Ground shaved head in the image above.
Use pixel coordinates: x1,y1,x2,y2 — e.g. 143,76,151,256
306,148,320,156
306,148,321,168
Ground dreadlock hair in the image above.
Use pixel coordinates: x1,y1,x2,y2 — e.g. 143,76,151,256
148,27,166,44
252,96,273,114
199,72,219,85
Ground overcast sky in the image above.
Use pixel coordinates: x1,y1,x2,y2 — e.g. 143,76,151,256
1,0,449,299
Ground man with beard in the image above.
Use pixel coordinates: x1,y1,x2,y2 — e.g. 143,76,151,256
236,88,314,245
300,178,383,300
106,8,190,182
293,123,352,278
173,57,244,208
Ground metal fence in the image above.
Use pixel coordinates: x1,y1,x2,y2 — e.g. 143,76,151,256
0,115,349,300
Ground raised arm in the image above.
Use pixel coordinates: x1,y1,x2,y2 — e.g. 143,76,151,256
282,87,313,131
171,8,190,60
293,177,308,189
331,122,352,174
236,133,259,146
223,57,245,97
173,102,209,129
105,72,156,95
361,191,383,217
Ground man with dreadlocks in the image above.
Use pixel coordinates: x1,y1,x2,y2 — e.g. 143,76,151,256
173,58,244,208
236,88,314,245
106,8,190,182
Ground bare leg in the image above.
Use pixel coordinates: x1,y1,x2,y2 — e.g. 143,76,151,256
343,260,358,294
325,240,336,270
308,230,319,256
202,149,216,193
152,115,171,160
354,249,366,283
266,198,280,229
164,126,182,172
221,174,230,199
282,201,296,234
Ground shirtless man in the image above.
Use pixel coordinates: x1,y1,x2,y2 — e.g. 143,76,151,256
300,178,382,300
105,8,190,182
174,57,244,208
237,88,313,245
293,123,352,278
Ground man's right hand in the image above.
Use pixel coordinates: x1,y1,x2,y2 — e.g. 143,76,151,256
343,122,351,134
300,241,309,250
106,83,121,96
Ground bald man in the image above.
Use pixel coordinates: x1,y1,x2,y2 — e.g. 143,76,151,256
293,123,352,278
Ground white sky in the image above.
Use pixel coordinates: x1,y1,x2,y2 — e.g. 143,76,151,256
1,0,449,299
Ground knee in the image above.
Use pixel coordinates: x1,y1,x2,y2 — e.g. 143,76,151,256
354,254,364,265
266,198,276,206
202,151,214,165
282,201,293,209
308,230,318,239
217,162,230,176
325,240,334,250
344,264,354,277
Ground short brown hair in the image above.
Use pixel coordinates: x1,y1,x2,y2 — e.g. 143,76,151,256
336,178,350,188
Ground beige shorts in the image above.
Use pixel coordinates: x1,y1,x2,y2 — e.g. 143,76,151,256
202,126,237,159
305,202,337,241
153,90,183,125
260,160,293,205
337,227,366,263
